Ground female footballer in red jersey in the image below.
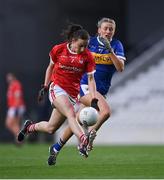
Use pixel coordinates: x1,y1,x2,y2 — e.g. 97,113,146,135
17,24,98,157
5,73,26,144
47,18,126,166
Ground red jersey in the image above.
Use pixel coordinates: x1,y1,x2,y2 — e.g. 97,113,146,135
49,42,95,98
7,80,25,108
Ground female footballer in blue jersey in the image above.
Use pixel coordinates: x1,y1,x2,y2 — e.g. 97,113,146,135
48,18,126,165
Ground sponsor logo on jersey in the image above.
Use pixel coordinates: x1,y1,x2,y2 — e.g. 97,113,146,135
59,63,82,72
92,52,113,65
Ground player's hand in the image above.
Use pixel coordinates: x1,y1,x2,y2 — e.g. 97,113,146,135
91,98,99,111
38,85,48,103
99,37,113,52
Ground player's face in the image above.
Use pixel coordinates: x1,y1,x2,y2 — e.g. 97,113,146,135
70,39,88,54
98,22,115,40
6,73,14,84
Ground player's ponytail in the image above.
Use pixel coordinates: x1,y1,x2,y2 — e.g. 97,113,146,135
63,23,89,42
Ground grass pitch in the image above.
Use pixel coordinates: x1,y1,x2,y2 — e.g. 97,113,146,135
0,144,164,179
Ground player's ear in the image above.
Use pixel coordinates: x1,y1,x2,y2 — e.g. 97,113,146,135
98,28,101,35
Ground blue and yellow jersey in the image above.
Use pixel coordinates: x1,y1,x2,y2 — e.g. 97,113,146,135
80,36,126,95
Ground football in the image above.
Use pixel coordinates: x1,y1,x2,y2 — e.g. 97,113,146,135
79,107,98,126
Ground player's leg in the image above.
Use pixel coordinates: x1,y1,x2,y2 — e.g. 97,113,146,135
17,108,66,142
14,107,26,141
29,109,66,133
48,88,111,163
5,108,20,138
6,116,19,137
48,103,92,166
80,91,111,131
80,91,111,150
52,94,87,143
53,95,89,158
48,101,92,166
52,126,74,152
48,126,73,166
48,84,87,144
48,118,88,165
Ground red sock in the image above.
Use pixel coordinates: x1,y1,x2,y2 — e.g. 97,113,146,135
80,134,88,145
27,124,36,133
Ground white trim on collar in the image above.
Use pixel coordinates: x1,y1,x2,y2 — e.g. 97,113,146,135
67,43,78,54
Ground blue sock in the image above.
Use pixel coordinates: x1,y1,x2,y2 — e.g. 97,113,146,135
52,138,65,152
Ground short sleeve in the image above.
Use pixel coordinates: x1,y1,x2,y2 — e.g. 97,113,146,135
49,45,58,63
114,40,126,60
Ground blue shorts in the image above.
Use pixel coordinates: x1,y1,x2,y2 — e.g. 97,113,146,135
79,84,89,97
79,84,107,99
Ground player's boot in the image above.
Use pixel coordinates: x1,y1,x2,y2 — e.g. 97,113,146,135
78,134,89,158
47,145,58,166
87,129,97,151
78,143,88,158
17,120,33,142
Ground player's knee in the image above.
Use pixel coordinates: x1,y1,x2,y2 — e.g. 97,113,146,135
47,125,57,134
47,127,55,134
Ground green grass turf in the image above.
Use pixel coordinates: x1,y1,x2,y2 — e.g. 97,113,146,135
0,143,164,179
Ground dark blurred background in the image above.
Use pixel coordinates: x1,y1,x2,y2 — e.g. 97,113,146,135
0,0,164,142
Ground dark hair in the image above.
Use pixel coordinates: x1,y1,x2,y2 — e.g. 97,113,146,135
63,23,89,42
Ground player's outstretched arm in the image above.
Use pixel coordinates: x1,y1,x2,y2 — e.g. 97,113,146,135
38,60,54,103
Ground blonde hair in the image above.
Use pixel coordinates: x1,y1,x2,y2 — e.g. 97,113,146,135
97,17,116,28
